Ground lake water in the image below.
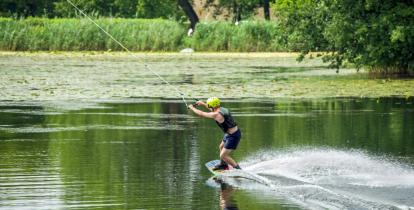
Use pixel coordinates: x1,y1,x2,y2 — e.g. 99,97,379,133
0,98,413,209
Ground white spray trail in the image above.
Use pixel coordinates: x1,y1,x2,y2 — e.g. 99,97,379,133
216,147,414,209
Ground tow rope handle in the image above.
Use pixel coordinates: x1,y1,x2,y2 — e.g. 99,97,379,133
188,98,200,109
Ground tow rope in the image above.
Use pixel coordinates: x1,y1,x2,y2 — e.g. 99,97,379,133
66,0,191,107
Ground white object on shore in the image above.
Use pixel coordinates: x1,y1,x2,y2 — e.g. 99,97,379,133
180,48,194,53
187,28,194,36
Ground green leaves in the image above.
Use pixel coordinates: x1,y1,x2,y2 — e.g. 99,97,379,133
1,0,184,19
274,0,414,76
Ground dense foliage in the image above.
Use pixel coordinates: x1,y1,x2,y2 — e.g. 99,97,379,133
273,0,414,75
1,0,412,75
204,0,261,20
0,0,55,17
0,0,271,22
0,0,185,19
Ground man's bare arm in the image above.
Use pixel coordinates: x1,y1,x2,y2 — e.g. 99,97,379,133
188,105,217,119
195,100,209,109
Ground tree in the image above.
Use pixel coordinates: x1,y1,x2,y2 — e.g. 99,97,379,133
54,0,116,17
136,0,184,19
203,0,275,22
0,0,55,17
263,0,270,20
323,0,414,75
112,0,138,17
273,0,329,52
273,0,414,76
53,0,185,19
177,0,199,30
204,0,261,22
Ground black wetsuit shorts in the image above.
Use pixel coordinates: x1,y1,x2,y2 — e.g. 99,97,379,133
222,129,241,150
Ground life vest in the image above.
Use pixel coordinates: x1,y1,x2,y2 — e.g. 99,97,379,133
215,107,237,133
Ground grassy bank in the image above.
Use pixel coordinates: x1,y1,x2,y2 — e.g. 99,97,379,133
0,18,286,52
0,18,185,51
191,21,286,52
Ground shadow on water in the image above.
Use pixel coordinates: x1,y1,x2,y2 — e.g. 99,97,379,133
0,97,413,209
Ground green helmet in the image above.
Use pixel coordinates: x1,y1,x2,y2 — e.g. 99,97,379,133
207,97,221,108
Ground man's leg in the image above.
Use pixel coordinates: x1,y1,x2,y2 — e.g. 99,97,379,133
212,141,228,170
218,141,227,165
219,141,224,152
220,148,238,168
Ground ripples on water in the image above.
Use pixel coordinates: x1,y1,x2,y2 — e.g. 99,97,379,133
0,99,413,209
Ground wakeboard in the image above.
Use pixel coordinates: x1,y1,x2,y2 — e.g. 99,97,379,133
205,160,229,175
206,160,263,184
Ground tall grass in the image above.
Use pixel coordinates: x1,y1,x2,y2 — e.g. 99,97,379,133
0,18,287,52
191,21,286,52
0,18,186,51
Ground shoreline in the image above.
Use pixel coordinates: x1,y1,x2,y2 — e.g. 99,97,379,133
0,51,304,58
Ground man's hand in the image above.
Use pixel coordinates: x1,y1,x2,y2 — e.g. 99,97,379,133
188,103,218,119
195,100,207,108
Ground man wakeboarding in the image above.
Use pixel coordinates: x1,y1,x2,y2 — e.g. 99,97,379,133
188,97,242,170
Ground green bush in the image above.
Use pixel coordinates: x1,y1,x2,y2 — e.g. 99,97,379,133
273,0,414,75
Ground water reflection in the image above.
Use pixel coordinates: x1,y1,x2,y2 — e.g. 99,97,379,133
0,98,413,209
219,183,239,210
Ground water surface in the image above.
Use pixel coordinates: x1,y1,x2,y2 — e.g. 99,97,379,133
0,98,413,209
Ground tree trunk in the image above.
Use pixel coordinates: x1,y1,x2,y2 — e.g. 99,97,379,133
233,2,242,23
263,0,270,20
177,0,199,30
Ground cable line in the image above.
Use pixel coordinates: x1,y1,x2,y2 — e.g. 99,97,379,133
66,0,190,107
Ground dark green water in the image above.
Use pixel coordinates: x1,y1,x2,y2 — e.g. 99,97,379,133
1,98,413,209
